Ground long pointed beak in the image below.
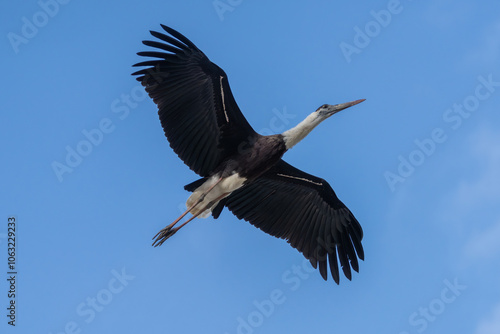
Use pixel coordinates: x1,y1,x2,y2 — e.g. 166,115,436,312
338,98,365,109
321,99,365,117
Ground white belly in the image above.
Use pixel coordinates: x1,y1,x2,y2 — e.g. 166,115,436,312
186,173,246,218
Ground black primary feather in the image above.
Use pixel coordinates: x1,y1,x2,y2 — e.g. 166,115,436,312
132,25,257,177
221,160,364,284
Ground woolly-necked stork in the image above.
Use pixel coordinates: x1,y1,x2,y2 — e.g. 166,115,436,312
132,25,365,283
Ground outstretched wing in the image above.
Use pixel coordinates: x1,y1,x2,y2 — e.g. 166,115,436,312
132,25,257,176
222,159,364,284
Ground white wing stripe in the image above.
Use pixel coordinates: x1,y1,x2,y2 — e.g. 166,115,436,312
276,173,323,186
220,76,229,123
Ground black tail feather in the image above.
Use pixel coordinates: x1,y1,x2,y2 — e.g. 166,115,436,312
212,198,227,219
184,178,207,192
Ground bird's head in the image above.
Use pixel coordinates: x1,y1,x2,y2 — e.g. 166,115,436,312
316,99,365,119
282,98,366,149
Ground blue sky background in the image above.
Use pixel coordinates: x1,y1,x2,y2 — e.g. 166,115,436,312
1,1,500,333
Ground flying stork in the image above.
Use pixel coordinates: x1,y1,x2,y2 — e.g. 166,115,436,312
132,25,365,283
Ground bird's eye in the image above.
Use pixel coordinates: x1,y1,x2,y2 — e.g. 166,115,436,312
316,104,328,112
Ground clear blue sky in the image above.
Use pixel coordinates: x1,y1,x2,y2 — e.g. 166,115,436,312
1,1,500,333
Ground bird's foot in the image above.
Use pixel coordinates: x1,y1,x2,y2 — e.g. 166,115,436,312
152,226,178,247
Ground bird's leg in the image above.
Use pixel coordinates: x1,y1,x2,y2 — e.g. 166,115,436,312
153,208,205,247
152,177,224,247
152,197,201,241
152,191,231,247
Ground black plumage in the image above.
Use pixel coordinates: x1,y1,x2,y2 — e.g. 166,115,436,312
133,24,256,177
132,25,365,284
221,160,364,282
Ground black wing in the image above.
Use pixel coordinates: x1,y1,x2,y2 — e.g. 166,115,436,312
132,25,257,176
222,160,364,284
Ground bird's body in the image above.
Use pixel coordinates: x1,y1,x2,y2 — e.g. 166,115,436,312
132,25,365,283
184,134,286,218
